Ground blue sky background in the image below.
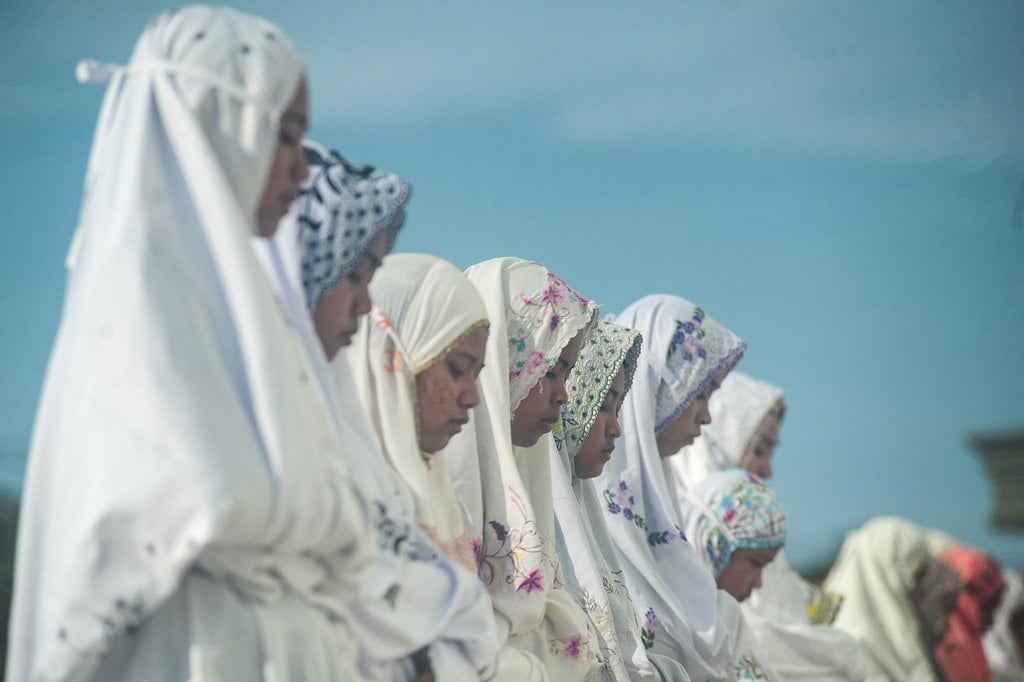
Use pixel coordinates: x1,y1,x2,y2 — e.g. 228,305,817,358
2,1,1023,572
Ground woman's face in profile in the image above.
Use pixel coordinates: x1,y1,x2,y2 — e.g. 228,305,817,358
415,326,488,453
256,79,309,236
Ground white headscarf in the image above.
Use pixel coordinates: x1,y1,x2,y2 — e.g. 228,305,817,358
670,372,785,493
346,252,490,571
447,257,602,681
984,569,1024,682
8,8,380,680
593,294,753,681
274,157,498,679
551,320,692,681
671,374,878,681
824,516,950,681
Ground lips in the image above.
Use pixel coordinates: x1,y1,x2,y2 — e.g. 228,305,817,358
448,417,469,435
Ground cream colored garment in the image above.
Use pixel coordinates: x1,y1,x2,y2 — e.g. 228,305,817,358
447,257,601,681
261,235,499,680
670,372,784,494
7,8,376,681
551,320,692,681
593,295,753,681
672,372,878,681
824,516,945,681
346,253,489,571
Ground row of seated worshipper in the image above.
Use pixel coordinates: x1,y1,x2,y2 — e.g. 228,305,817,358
8,6,1019,681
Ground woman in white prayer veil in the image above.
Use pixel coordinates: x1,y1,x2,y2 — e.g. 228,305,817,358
824,516,962,682
346,252,489,573
593,294,756,681
447,257,602,681
262,142,499,680
669,372,878,681
8,7,381,681
551,320,693,681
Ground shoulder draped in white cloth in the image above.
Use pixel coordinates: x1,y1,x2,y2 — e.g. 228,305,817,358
446,257,602,681
551,319,693,681
346,252,489,572
671,372,879,681
8,8,379,680
824,516,949,681
270,152,499,680
592,294,756,681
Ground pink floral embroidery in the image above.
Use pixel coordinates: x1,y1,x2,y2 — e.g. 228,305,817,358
539,282,564,306
562,633,583,659
517,568,544,593
525,349,547,373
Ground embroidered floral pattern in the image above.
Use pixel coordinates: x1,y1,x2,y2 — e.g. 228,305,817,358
506,266,596,411
549,632,591,661
561,321,642,451
647,526,686,547
695,470,786,576
665,309,707,363
735,653,768,679
604,480,646,530
517,568,544,593
641,607,657,650
478,489,545,593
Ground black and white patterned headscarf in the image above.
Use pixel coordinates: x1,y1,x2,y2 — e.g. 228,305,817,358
298,139,411,310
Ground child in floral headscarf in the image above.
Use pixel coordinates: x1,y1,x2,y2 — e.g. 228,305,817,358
680,470,787,603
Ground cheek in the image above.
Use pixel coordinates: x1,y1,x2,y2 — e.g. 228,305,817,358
417,374,456,426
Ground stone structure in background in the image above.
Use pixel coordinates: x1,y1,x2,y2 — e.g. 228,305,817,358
972,430,1024,531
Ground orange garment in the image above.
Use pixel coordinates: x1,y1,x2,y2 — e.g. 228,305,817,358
935,546,1006,682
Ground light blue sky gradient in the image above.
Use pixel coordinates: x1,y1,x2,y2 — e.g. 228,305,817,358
2,1,1022,571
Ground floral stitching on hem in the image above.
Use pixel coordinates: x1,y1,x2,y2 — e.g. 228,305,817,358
604,480,645,530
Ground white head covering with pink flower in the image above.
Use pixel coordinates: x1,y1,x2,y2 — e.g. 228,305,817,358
447,257,602,680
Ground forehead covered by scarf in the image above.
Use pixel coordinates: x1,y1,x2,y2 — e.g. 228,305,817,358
704,372,785,469
503,262,597,412
616,295,745,433
368,252,489,372
298,139,411,310
561,320,641,449
689,470,787,577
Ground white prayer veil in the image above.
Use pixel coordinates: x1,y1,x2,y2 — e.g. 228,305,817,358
9,7,379,680
670,372,784,493
593,294,754,681
347,252,489,571
824,516,948,681
447,257,602,681
672,373,877,681
551,320,692,681
271,156,498,679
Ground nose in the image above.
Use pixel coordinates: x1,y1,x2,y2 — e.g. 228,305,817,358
552,375,569,406
761,461,774,480
697,402,712,426
462,380,481,409
607,411,622,439
354,285,372,317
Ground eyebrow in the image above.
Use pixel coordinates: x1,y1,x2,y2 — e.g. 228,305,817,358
451,350,482,365
607,387,621,399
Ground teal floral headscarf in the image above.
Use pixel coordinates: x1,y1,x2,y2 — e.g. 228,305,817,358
682,469,787,577
558,320,642,459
